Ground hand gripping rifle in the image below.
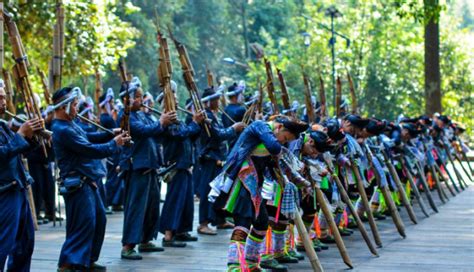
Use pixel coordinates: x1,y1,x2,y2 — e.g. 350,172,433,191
264,58,279,115
118,60,131,138
3,9,49,156
168,26,210,136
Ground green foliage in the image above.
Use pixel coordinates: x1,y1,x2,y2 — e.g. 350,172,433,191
2,0,472,138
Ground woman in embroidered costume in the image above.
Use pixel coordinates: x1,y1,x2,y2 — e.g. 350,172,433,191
209,116,307,272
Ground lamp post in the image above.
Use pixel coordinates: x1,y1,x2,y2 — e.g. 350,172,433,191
302,12,350,114
325,6,342,113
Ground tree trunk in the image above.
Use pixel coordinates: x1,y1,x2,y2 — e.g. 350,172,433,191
424,0,442,115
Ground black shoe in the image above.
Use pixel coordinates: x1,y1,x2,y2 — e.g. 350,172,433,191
175,233,198,242
339,228,352,237
373,212,387,220
111,205,124,212
138,242,165,252
45,215,64,221
296,244,321,252
162,238,187,248
89,262,107,271
121,249,142,260
275,254,299,264
260,258,288,272
319,235,336,244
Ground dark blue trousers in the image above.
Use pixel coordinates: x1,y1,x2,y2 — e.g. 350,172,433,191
159,169,194,234
105,165,123,206
58,182,106,267
0,189,34,272
122,170,160,245
198,160,222,224
29,161,55,217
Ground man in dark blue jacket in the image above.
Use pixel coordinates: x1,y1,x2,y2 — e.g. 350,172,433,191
118,78,177,260
51,87,130,271
98,89,124,212
0,81,44,272
197,87,245,235
222,82,246,129
158,85,206,247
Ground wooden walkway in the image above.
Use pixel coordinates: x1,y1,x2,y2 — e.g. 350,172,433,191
31,164,474,271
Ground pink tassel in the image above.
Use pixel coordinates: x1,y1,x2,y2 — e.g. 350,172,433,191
237,242,249,272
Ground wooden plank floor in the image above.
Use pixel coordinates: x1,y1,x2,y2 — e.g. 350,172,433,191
31,163,474,271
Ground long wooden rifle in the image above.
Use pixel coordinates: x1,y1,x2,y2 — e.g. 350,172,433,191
94,69,102,112
303,74,315,124
118,60,131,138
51,0,65,93
3,9,48,156
157,25,176,113
37,67,51,105
2,70,15,114
318,73,327,119
264,58,279,115
276,68,290,111
346,71,357,114
167,25,210,136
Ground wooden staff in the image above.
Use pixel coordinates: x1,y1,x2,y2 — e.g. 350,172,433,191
324,155,379,256
365,147,406,238
381,150,418,224
400,156,430,218
335,76,342,117
349,158,383,247
315,187,353,268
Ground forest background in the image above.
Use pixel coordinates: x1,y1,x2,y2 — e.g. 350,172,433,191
3,0,473,136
